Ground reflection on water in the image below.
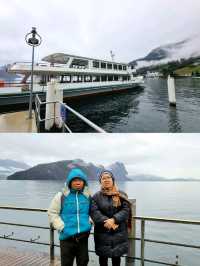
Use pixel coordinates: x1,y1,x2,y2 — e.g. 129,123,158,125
1,180,200,265
65,88,143,132
66,77,200,132
168,106,182,133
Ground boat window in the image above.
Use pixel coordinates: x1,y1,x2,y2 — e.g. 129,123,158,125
108,76,113,81
101,75,107,81
71,58,88,68
93,61,99,68
107,63,112,69
72,76,79,82
118,65,122,70
101,62,106,69
85,76,92,82
63,75,71,82
96,76,100,82
114,64,117,70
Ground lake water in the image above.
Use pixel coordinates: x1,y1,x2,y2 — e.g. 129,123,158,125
0,180,200,265
66,77,200,133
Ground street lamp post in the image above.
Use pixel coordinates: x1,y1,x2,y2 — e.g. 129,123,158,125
25,27,42,119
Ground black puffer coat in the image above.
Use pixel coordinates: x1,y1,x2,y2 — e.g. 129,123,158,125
90,191,130,257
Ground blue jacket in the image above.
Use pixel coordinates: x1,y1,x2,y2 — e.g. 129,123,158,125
59,168,92,240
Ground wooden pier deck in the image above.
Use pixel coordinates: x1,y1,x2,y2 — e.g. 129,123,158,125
0,110,37,132
0,248,60,266
0,248,99,266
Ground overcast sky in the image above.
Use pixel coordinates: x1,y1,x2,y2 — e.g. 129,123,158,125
0,0,200,64
1,133,200,179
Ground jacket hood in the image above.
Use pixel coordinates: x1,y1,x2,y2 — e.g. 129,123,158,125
66,168,88,187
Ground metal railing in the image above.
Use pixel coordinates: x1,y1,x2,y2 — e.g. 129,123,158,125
1,205,200,265
35,94,106,133
134,216,200,266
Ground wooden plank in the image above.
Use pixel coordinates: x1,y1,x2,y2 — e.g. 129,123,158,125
0,248,60,266
0,247,99,266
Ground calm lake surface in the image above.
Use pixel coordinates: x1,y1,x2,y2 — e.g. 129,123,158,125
0,180,200,266
67,77,200,132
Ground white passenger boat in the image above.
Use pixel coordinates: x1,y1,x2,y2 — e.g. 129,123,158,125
0,53,144,111
8,53,144,90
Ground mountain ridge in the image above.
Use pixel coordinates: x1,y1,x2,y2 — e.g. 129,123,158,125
130,36,200,68
7,159,130,181
0,159,30,179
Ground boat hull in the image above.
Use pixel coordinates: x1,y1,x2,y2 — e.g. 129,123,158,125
0,82,144,112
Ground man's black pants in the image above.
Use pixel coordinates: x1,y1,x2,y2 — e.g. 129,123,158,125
60,235,89,266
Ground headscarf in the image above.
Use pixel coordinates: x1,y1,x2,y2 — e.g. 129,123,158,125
100,171,132,229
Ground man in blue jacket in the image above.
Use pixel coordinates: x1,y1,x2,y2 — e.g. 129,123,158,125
48,168,92,266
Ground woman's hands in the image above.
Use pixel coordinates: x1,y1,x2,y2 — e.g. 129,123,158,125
104,218,119,230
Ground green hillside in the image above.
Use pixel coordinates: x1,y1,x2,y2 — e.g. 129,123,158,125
174,65,200,76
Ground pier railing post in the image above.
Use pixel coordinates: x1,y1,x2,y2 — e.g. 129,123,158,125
126,199,136,266
141,219,145,266
50,224,55,261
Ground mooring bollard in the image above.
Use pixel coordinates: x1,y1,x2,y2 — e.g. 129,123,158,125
45,78,63,131
45,79,56,131
55,86,63,129
167,75,176,107
125,199,136,266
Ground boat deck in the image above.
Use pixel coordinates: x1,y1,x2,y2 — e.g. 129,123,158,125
0,110,37,132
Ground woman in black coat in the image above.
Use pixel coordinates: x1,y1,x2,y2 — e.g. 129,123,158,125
90,170,131,266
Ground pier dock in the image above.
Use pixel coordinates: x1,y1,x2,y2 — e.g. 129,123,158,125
0,248,99,266
0,110,37,132
0,248,60,266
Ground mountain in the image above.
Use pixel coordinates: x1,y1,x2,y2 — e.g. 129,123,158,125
130,36,200,68
107,161,129,180
129,174,200,182
7,159,129,181
0,159,30,179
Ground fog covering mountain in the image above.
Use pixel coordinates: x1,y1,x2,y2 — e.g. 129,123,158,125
0,159,30,179
7,159,130,181
130,35,200,68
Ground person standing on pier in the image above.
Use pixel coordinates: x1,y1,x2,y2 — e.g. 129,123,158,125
48,167,92,266
90,170,131,266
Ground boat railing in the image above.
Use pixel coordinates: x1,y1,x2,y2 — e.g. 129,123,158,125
12,61,50,67
35,94,106,133
9,62,136,73
0,205,200,266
